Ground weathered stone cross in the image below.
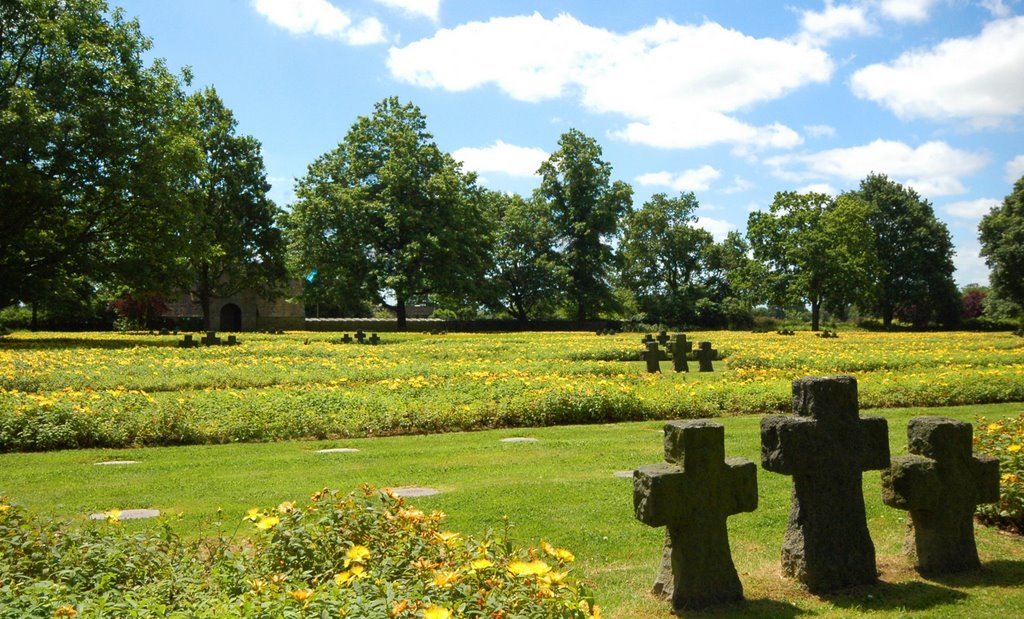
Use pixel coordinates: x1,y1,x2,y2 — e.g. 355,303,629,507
695,341,717,372
881,416,1000,574
201,331,221,346
634,420,757,611
671,334,692,373
354,330,366,344
641,342,662,373
656,330,670,347
761,375,889,592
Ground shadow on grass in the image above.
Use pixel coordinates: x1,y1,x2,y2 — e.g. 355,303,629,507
924,560,1024,589
685,598,806,618
0,336,175,350
818,579,967,612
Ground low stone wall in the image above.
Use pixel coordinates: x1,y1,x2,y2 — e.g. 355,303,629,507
303,318,621,333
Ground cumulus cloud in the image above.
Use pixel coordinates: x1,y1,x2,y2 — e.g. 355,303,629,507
635,165,722,192
452,141,548,177
804,124,836,138
372,0,439,21
252,0,385,44
765,139,989,198
797,183,838,195
875,0,938,23
695,216,737,241
387,13,832,150
1007,154,1024,183
850,16,1024,125
796,2,875,46
953,241,990,286
721,176,754,194
981,0,1013,18
942,198,1000,219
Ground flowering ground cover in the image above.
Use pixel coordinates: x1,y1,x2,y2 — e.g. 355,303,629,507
1,330,1022,452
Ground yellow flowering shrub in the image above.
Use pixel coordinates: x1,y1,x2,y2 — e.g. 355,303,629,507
0,489,599,618
976,413,1024,532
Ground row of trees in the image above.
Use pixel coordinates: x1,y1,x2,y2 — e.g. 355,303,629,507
4,1,1023,331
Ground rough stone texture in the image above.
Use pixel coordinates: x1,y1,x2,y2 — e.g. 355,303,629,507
656,331,671,347
671,334,692,373
641,342,662,374
89,508,160,520
696,342,717,372
634,420,757,611
761,375,889,592
881,416,1000,574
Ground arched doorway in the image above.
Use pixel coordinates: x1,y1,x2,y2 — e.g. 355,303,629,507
219,303,242,332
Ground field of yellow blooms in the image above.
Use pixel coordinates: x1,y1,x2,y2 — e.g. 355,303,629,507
1,330,1022,452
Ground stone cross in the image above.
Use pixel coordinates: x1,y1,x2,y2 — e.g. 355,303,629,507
634,420,757,611
201,331,221,346
341,333,353,344
671,334,692,373
761,375,890,592
178,334,198,348
656,330,670,347
641,333,655,346
695,342,717,372
355,330,366,344
641,342,662,373
226,335,238,346
368,333,381,345
881,416,1000,574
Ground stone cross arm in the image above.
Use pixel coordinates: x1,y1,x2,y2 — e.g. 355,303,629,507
634,459,757,527
761,415,889,475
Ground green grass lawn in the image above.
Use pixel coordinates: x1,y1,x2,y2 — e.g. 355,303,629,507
3,401,1023,618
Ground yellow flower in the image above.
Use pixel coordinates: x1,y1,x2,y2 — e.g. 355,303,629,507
1007,444,1022,453
277,501,295,514
423,606,451,619
507,559,551,577
987,423,1004,433
334,570,354,586
398,508,425,521
470,558,493,571
432,569,461,588
53,606,77,618
255,515,280,530
288,588,313,602
244,507,262,521
391,600,410,616
1003,473,1021,483
434,531,460,546
247,578,267,593
345,544,371,566
106,509,121,524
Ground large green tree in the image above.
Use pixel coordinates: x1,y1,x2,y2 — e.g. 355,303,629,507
746,191,876,331
287,97,489,330
536,129,632,321
619,192,714,325
482,191,563,321
183,88,287,331
1,0,196,310
979,175,1024,321
848,174,960,327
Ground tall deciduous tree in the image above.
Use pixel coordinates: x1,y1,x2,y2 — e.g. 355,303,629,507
848,174,960,327
287,97,488,330
979,175,1024,321
1,0,196,310
619,192,714,326
746,191,876,331
483,191,563,321
537,129,632,321
184,88,287,331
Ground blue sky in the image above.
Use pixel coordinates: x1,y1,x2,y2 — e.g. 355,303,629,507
116,0,1024,286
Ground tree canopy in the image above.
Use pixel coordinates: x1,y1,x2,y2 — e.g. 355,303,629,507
286,97,489,330
979,175,1024,320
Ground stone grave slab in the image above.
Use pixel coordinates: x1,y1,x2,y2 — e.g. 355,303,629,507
317,448,361,454
94,460,141,466
881,416,1000,574
388,487,440,498
89,508,161,520
500,437,538,443
634,420,757,611
761,375,889,592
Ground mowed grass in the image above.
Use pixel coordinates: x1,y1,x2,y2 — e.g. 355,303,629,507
2,401,1024,618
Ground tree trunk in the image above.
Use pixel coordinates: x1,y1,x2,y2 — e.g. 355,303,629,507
396,295,407,332
811,298,821,332
198,263,212,332
30,300,37,332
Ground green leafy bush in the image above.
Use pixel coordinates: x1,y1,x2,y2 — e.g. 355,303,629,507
975,413,1024,533
0,488,601,618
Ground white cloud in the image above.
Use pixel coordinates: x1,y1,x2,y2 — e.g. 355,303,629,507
981,0,1013,18
797,183,838,195
1006,154,1024,183
452,141,548,177
635,165,722,192
875,0,938,22
721,176,754,194
797,2,875,46
942,197,1000,219
252,0,385,44
372,0,439,21
850,16,1024,125
695,216,737,241
387,13,832,150
804,124,836,138
953,241,990,286
765,139,989,198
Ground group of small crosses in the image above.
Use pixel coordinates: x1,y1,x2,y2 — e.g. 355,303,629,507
633,375,1000,613
638,332,717,374
337,330,381,345
178,331,238,348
